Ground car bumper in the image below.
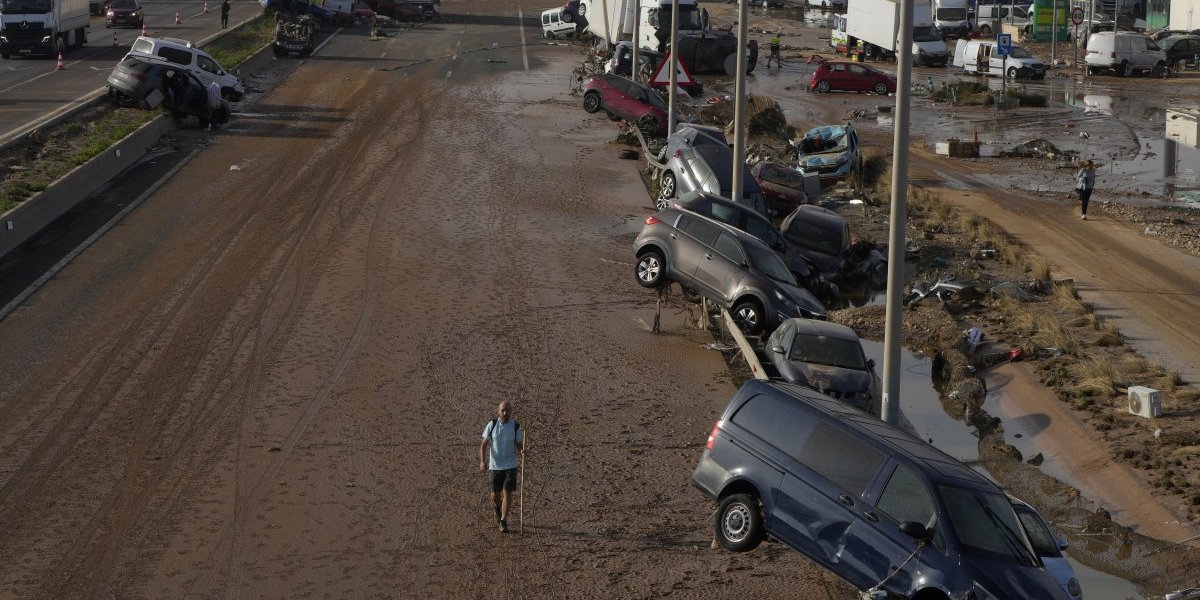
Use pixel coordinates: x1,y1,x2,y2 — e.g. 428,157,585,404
691,452,729,501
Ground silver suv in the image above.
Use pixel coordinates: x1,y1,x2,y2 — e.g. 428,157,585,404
632,207,826,334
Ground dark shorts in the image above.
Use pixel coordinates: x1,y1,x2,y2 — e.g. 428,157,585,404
490,468,518,492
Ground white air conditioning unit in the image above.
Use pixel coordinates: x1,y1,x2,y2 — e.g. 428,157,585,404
1128,386,1161,419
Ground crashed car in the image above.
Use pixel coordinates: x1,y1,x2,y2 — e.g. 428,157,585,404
605,41,703,97
671,29,759,75
106,55,230,128
749,160,809,216
794,123,861,187
765,318,879,412
656,124,769,217
779,204,850,279
274,14,318,57
582,73,670,137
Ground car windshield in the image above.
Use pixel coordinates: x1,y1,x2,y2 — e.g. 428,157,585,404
0,0,51,12
675,5,703,29
746,243,797,286
939,486,1039,566
1013,505,1062,558
798,126,849,156
112,0,136,7
790,333,866,369
937,7,966,19
913,25,942,42
783,217,844,256
641,85,668,111
1010,46,1033,59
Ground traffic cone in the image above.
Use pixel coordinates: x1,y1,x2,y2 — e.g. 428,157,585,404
141,21,147,36
174,11,181,24
55,51,64,70
203,1,208,12
112,32,118,46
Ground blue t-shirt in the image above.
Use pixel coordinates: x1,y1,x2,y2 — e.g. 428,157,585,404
483,419,523,470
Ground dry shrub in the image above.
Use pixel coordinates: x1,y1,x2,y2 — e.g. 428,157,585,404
860,150,889,190
1031,313,1080,354
1077,356,1117,393
1095,321,1121,346
1024,255,1052,283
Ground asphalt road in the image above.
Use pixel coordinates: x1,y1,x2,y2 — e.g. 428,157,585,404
0,1,855,597
0,0,262,145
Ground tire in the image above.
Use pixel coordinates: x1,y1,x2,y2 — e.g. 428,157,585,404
872,81,887,94
1121,60,1132,77
635,250,667,288
979,24,992,34
578,4,586,16
582,90,601,113
637,113,660,137
816,79,831,92
545,31,555,40
724,53,738,76
1007,66,1018,79
659,170,676,202
731,299,765,335
1153,61,1166,76
715,493,764,552
561,10,574,22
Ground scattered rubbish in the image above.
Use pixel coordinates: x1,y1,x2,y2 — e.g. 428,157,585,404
486,59,508,63
1145,226,1159,235
904,277,979,307
703,343,737,351
972,248,997,259
1162,589,1200,600
935,139,980,158
229,164,243,171
965,327,983,354
617,149,639,160
1006,348,1025,362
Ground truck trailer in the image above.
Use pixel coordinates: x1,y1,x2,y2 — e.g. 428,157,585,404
841,0,948,66
1,0,90,58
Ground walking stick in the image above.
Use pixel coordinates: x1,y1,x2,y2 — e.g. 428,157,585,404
519,432,526,534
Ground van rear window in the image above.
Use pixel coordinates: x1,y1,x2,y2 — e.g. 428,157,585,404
730,395,814,456
130,38,153,54
157,46,192,66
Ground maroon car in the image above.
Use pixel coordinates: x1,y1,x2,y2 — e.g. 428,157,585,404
581,73,669,137
750,160,809,215
809,61,895,95
105,0,144,28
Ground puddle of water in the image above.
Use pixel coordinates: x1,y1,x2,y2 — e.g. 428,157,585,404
1066,553,1145,600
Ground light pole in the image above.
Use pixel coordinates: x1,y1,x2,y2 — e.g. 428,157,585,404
731,0,748,203
667,0,679,137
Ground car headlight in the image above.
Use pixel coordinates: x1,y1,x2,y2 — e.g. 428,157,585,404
41,35,51,43
0,36,7,43
773,290,798,312
1067,578,1081,597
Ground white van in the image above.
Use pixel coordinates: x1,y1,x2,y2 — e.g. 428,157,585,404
952,38,1045,78
1085,31,1166,76
125,36,245,100
541,8,576,39
974,3,1030,35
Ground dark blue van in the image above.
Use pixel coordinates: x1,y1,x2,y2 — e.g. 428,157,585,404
692,380,1069,600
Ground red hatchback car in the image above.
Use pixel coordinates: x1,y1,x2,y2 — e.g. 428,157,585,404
582,73,669,137
809,61,896,95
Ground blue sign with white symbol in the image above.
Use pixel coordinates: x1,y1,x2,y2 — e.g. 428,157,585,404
996,33,1012,57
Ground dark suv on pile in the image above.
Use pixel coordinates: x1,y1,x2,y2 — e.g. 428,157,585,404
632,208,826,334
692,380,1071,600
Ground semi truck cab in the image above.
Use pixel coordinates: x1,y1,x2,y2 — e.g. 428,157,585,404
0,0,89,58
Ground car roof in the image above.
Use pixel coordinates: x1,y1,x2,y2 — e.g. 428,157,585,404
666,206,778,253
677,190,771,224
787,204,845,228
783,318,861,341
741,379,999,491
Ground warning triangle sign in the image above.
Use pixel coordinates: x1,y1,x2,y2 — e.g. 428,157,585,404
648,49,695,87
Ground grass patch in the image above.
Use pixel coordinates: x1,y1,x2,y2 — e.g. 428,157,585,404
203,15,276,69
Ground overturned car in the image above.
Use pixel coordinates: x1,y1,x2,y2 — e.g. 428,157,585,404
274,14,318,57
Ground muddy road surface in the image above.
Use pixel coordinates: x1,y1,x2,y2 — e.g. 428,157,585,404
0,2,854,598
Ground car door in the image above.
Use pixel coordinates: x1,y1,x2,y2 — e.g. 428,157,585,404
693,231,745,305
672,214,723,296
837,461,940,594
771,420,887,587
1144,37,1162,70
847,64,871,91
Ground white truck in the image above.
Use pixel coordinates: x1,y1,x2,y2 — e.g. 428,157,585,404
841,0,949,66
0,0,89,58
568,0,757,74
933,0,970,38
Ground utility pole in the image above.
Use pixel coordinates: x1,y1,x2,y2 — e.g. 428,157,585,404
1052,0,1059,65
631,0,640,81
731,0,748,203
881,0,917,426
667,0,679,137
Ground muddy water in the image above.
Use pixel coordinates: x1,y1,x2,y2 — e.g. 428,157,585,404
856,340,1148,598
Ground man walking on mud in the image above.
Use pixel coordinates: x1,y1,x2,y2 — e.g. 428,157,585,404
480,401,523,533
220,0,230,28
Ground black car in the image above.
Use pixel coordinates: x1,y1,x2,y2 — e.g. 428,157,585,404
107,55,230,128
671,191,825,295
1161,35,1200,67
673,29,758,75
765,318,879,411
779,204,850,279
105,0,144,28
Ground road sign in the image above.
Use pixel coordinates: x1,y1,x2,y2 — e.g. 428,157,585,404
648,49,696,87
1071,6,1084,25
996,33,1012,57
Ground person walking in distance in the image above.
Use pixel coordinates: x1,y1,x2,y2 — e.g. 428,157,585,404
479,401,523,533
767,32,782,69
220,0,230,28
1075,159,1096,220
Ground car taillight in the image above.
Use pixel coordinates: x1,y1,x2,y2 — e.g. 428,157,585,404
706,419,722,449
645,215,662,225
132,73,147,81
673,149,682,158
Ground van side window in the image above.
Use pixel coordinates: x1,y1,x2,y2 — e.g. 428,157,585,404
197,55,219,75
730,395,814,455
677,215,722,247
876,464,936,527
797,421,884,496
158,47,192,66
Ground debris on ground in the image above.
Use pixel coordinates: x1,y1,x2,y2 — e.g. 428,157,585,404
1000,138,1078,160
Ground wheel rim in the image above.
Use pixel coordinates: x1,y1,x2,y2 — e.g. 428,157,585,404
734,305,759,331
639,115,658,135
655,195,670,211
637,256,661,283
1123,62,1132,76
660,173,675,198
583,93,599,112
874,82,886,94
818,81,829,92
722,503,751,542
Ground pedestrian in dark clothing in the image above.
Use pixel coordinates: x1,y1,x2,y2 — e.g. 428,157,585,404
220,0,230,28
1076,159,1096,220
479,401,524,533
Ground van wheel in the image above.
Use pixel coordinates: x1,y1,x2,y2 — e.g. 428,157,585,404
1153,61,1166,76
1120,60,1133,77
545,31,556,40
715,493,764,552
562,10,574,22
1006,66,1018,79
979,24,991,34
582,90,601,113
732,299,765,335
635,250,667,288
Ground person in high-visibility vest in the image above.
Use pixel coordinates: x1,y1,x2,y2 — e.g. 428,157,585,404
768,32,782,68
